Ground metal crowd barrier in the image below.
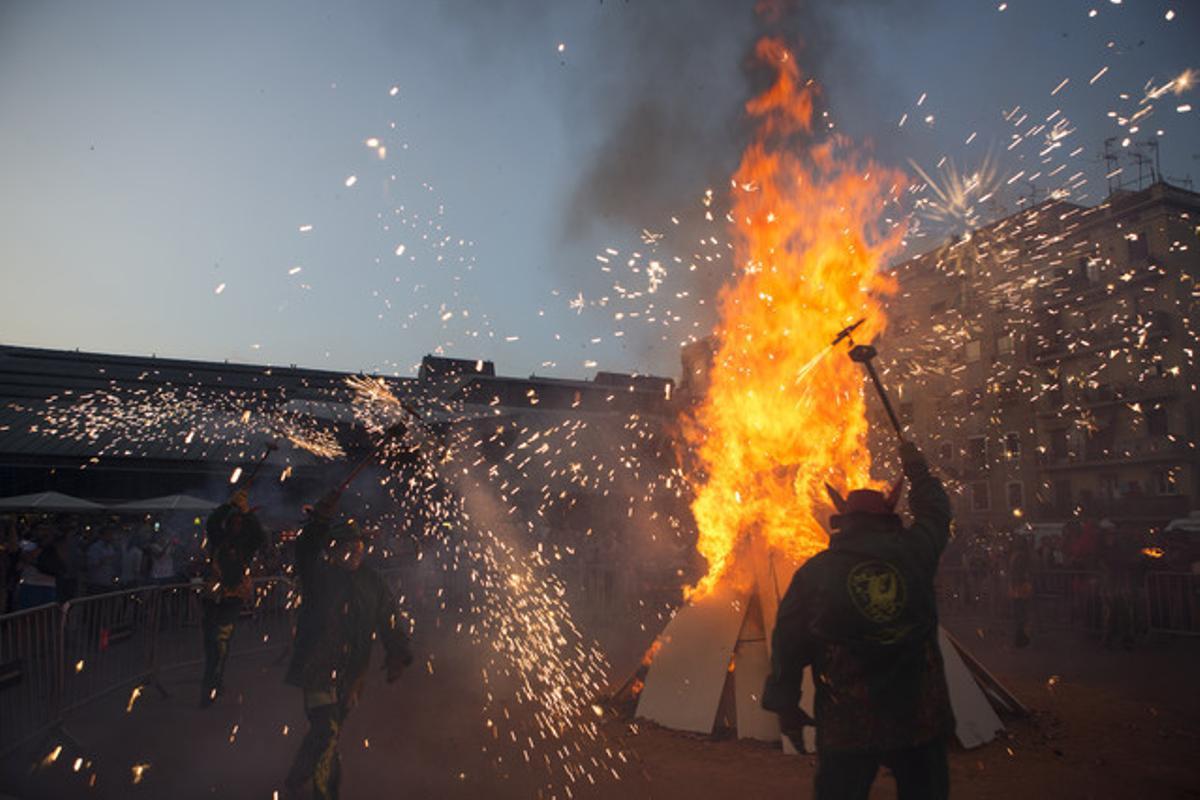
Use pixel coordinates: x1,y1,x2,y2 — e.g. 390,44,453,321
0,603,62,754
936,568,1106,632
1030,571,1105,633
59,585,160,719
936,567,1200,638
1146,572,1200,636
0,577,295,758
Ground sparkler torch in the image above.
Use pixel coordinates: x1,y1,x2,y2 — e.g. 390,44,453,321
334,414,417,496
832,318,906,442
233,441,279,490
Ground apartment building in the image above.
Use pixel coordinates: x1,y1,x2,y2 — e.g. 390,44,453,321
882,180,1199,534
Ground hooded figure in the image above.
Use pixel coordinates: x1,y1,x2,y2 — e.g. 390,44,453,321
199,489,266,706
285,493,412,800
763,441,954,800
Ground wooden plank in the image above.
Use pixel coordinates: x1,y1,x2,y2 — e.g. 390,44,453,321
733,636,780,741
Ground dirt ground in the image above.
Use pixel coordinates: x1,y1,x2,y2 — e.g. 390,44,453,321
2,619,1198,799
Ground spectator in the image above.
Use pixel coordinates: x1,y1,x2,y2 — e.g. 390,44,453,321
146,527,178,585
86,527,120,594
1,518,20,613
34,521,80,603
1099,521,1135,650
119,528,147,588
16,528,56,609
1070,518,1100,569
1009,537,1033,648
1050,534,1066,568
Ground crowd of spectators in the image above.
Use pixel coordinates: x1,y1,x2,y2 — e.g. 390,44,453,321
0,508,411,615
0,514,211,613
939,517,1200,648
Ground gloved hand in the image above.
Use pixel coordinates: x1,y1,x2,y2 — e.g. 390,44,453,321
313,490,341,521
778,705,815,750
899,440,928,477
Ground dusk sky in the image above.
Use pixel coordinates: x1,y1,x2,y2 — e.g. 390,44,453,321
1,0,1196,380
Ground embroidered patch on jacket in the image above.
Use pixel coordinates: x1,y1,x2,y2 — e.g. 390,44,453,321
846,560,906,623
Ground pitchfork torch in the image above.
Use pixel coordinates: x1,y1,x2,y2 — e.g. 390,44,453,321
832,318,906,442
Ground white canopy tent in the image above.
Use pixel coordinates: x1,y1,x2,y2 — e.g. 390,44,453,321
109,494,218,513
0,491,106,513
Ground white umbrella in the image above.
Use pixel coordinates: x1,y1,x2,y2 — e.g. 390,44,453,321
110,494,218,513
0,491,106,512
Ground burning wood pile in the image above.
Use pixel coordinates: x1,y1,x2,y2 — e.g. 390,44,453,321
629,37,1020,749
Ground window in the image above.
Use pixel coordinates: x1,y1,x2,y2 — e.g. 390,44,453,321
1004,432,1021,459
1145,406,1168,436
1127,232,1149,263
996,333,1015,356
965,340,982,363
1053,479,1072,512
1086,259,1102,283
1100,474,1119,500
899,402,914,424
995,379,1019,406
1154,469,1180,496
939,443,954,462
1007,482,1024,511
968,436,987,470
1049,428,1069,459
971,482,991,511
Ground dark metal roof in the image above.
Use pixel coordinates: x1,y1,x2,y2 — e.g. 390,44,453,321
0,344,411,467
0,344,678,467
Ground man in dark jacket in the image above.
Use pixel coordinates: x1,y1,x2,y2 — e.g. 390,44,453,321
285,492,412,800
763,441,954,800
200,489,266,706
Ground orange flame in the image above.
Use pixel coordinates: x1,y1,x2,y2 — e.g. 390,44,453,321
640,638,665,667
685,38,905,600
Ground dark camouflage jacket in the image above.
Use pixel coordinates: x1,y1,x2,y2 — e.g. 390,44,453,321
285,518,412,692
205,504,266,598
763,458,954,753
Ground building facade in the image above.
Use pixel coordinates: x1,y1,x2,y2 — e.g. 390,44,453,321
882,181,1200,535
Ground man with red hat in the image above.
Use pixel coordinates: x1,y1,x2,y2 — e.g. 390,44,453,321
763,441,953,800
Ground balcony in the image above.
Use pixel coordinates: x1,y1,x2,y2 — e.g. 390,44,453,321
1034,260,1165,310
1031,314,1172,365
1037,438,1190,470
1075,376,1178,408
1036,494,1190,522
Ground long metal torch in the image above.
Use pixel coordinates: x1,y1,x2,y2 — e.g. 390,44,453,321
233,441,279,490
335,417,414,495
831,319,906,442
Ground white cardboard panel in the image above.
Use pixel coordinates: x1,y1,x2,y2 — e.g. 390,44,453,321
939,626,1004,748
635,584,748,734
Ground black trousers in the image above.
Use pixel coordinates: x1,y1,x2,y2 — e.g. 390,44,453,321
815,739,949,800
201,597,241,698
287,687,348,800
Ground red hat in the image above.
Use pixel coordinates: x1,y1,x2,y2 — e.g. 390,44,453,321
825,479,904,519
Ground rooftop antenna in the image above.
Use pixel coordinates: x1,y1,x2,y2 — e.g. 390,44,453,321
1101,137,1122,195
1130,148,1154,191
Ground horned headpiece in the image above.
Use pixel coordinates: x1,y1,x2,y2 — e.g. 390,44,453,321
825,478,904,529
